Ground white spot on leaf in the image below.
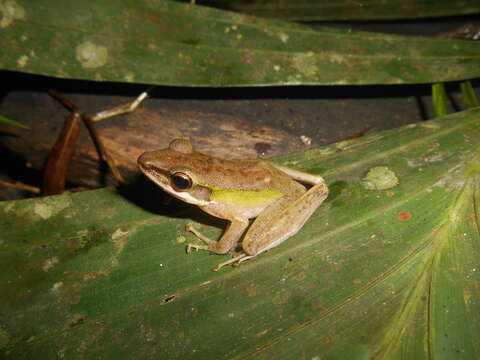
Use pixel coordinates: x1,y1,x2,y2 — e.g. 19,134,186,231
17,54,28,67
111,228,128,241
278,32,289,43
76,41,108,69
362,166,399,191
292,52,318,78
124,72,135,82
0,0,26,28
34,203,52,219
4,202,14,213
51,281,63,292
43,256,59,271
33,197,71,220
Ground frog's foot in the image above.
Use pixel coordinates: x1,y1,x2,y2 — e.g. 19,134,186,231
212,253,254,271
186,223,216,245
186,242,209,253
186,223,217,254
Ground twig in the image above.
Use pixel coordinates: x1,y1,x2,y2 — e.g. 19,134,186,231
0,179,41,194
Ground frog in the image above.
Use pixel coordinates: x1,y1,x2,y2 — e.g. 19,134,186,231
137,138,328,271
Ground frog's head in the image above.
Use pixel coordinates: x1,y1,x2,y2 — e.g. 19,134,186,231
138,138,212,205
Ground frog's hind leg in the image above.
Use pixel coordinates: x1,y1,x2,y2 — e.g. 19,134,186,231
242,181,328,257
271,164,326,185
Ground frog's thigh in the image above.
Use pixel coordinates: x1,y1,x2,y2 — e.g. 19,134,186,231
242,182,328,256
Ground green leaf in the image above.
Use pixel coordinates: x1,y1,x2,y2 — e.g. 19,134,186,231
1,0,480,86
460,81,480,108
196,0,480,21
432,83,449,117
0,114,30,129
2,108,480,358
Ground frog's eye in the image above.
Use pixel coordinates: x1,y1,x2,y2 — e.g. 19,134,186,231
171,172,193,191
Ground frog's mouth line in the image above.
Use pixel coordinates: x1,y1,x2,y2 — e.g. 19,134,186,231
140,166,169,185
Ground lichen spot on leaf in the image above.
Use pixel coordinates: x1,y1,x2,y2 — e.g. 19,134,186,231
76,41,108,69
362,166,399,191
0,0,26,28
292,52,318,78
17,55,28,67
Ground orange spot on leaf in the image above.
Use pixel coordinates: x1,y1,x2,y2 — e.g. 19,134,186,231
398,211,412,221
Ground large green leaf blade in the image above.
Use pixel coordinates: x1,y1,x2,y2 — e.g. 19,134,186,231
1,0,480,86
1,109,480,358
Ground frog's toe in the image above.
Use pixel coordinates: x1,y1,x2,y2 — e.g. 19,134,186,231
186,224,216,246
186,243,209,253
212,253,254,271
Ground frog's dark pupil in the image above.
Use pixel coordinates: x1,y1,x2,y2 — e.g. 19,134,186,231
172,173,192,190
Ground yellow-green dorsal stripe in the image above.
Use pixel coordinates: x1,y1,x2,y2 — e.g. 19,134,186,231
209,187,284,206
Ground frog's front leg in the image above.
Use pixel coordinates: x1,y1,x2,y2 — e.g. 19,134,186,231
186,223,252,271
186,217,249,254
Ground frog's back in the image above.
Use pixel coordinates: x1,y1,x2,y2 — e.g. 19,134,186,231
149,143,305,194
190,155,305,194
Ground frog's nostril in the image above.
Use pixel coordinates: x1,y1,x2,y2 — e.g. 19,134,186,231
138,152,154,168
